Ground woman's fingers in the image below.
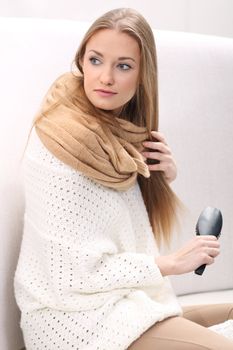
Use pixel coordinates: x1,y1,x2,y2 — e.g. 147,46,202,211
155,235,221,276
146,161,173,174
196,235,220,246
200,238,220,258
207,247,220,258
151,130,168,145
142,141,171,154
141,150,176,181
170,236,221,275
141,130,177,183
194,236,220,262
141,150,171,161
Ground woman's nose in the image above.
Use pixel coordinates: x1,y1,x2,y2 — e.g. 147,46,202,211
100,67,114,86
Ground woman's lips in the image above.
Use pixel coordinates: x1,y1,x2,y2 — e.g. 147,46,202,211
94,89,117,97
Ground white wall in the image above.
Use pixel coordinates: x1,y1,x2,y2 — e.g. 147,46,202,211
1,0,233,38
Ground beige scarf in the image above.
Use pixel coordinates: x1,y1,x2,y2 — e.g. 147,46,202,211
35,72,150,191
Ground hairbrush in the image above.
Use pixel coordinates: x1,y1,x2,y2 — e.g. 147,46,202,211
195,207,223,275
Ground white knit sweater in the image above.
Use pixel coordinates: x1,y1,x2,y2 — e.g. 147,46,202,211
14,128,182,350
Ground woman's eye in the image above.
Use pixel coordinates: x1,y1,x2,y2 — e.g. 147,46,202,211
118,63,131,71
89,57,101,65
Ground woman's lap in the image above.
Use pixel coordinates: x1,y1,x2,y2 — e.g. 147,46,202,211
128,304,233,350
182,303,233,327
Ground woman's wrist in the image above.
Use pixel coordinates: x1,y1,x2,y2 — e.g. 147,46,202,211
155,255,175,276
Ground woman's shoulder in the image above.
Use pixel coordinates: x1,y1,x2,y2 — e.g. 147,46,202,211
24,127,79,175
23,127,120,194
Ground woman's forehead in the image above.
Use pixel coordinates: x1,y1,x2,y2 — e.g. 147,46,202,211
85,29,140,59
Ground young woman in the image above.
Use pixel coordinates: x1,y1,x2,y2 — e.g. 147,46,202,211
14,7,233,350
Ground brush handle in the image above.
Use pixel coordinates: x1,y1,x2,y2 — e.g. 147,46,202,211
195,264,206,275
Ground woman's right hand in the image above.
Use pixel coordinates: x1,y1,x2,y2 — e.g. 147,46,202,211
155,235,220,276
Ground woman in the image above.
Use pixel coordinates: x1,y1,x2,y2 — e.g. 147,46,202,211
14,7,233,350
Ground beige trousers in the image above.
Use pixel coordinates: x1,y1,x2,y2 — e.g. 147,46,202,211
128,304,233,349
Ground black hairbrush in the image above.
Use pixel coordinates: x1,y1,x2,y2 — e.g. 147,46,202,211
195,207,223,275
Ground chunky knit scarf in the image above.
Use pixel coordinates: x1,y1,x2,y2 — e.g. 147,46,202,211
35,72,150,191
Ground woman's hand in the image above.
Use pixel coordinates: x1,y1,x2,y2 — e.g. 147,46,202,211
141,130,177,183
155,235,220,276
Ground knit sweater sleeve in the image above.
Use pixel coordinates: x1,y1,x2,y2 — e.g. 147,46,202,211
44,230,164,295
18,131,167,311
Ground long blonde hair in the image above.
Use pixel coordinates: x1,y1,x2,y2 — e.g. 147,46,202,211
25,8,181,246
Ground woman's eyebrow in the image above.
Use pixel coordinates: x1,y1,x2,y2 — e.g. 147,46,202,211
88,49,136,62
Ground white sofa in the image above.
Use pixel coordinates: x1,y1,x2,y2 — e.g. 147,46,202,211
1,17,233,350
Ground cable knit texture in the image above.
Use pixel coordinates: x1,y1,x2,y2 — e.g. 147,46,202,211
14,128,182,350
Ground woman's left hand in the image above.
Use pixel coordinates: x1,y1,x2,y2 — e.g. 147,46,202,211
141,130,177,183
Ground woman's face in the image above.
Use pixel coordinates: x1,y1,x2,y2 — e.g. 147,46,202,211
81,29,141,112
